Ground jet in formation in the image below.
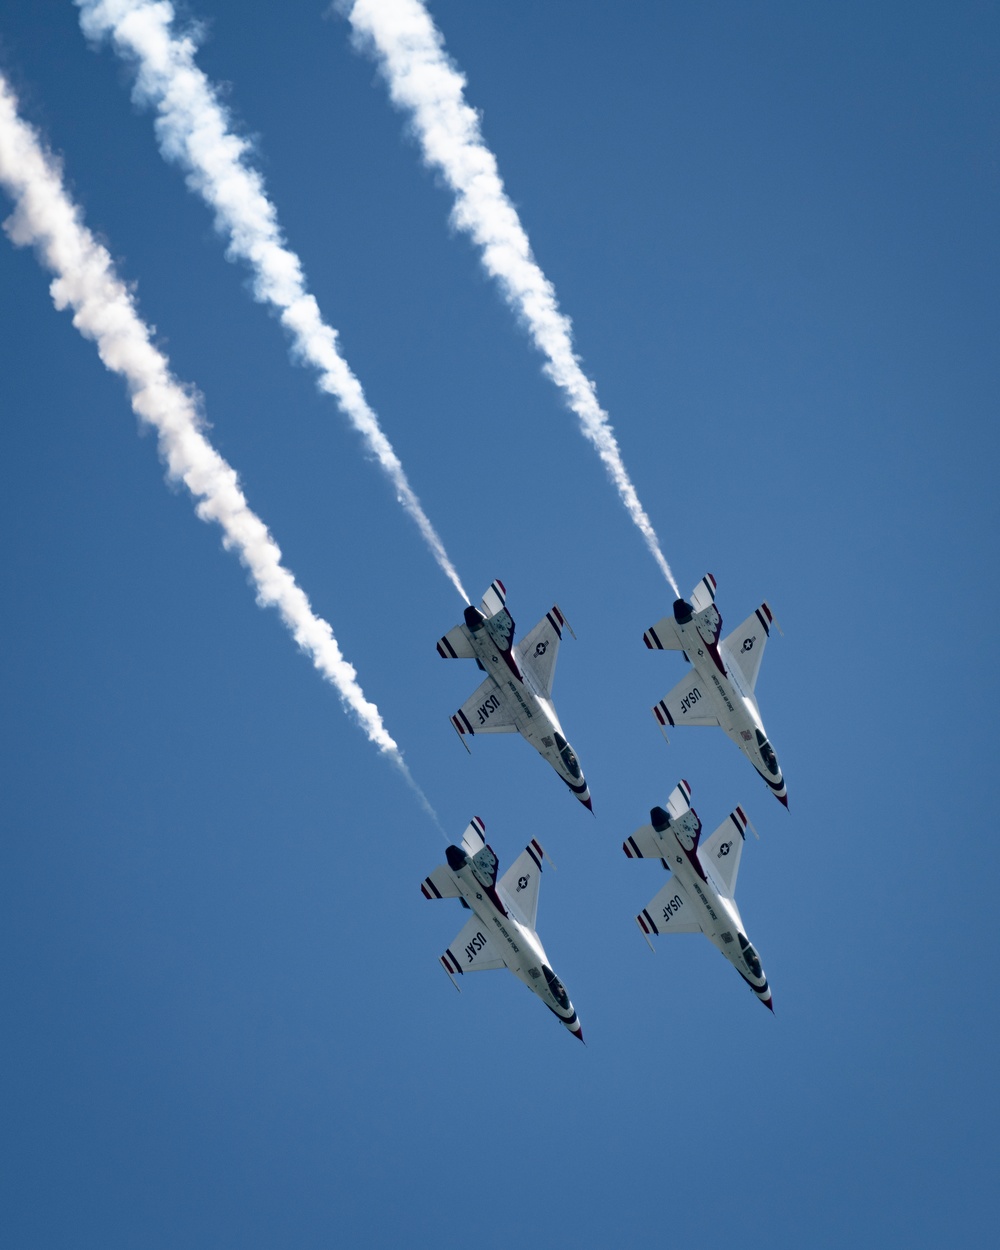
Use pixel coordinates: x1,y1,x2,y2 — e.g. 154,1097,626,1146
643,574,787,807
437,580,592,810
422,817,584,1041
624,780,772,1010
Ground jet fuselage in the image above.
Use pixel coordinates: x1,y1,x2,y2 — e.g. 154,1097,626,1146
636,806,773,1009
461,606,592,809
441,844,583,1038
658,598,786,805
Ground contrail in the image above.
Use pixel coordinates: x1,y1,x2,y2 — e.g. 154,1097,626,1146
342,0,680,596
76,0,470,606
0,70,439,824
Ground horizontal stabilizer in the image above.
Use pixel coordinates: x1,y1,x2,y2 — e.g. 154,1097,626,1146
643,615,684,651
452,676,518,736
690,573,718,614
720,602,774,693
497,838,545,930
441,915,507,976
665,778,694,821
460,816,487,856
653,672,721,732
480,579,507,618
698,806,749,899
515,607,566,698
436,623,476,660
421,866,462,900
623,821,665,861
637,877,701,937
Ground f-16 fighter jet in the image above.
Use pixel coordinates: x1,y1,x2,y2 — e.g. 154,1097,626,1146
422,817,584,1041
624,781,773,1011
643,574,787,807
437,581,592,810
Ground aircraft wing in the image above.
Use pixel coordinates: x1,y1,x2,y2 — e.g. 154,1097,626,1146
515,607,566,698
637,877,702,937
451,677,518,736
420,865,462,900
653,672,721,731
497,839,544,930
441,915,507,976
436,623,476,659
720,602,775,693
698,806,748,899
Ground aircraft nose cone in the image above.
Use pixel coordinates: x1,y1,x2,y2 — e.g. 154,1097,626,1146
761,993,774,1013
579,793,594,813
775,790,789,810
570,1020,585,1043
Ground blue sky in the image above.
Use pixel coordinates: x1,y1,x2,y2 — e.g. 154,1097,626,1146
1,2,997,1246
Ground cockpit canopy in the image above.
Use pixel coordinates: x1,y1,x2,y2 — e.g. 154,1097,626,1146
542,964,570,1009
738,932,763,978
554,732,581,779
755,729,779,775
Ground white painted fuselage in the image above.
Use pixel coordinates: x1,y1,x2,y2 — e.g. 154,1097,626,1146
439,846,583,1038
457,607,592,809
647,599,787,806
626,802,773,1010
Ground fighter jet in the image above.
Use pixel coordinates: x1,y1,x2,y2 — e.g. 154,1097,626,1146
422,817,584,1041
643,574,787,807
437,581,592,810
624,781,773,1011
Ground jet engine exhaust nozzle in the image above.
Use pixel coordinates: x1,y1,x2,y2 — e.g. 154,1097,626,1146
464,606,486,631
650,806,671,833
673,598,693,625
445,845,468,872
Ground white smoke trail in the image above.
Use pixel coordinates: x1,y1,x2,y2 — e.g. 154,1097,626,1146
0,71,439,822
76,0,469,606
343,0,680,595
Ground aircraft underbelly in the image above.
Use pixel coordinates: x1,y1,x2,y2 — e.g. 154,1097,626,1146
697,665,740,726
485,912,560,1008
518,702,571,774
494,673,538,733
691,892,765,987
467,901,520,969
680,870,727,934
